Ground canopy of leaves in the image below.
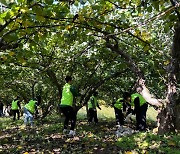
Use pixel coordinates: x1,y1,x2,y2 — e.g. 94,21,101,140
0,0,179,107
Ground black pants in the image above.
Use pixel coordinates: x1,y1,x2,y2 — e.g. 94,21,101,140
0,109,3,117
12,109,20,120
88,108,98,123
60,106,76,130
114,107,124,125
136,103,148,131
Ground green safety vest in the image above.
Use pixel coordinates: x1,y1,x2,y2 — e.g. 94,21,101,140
114,98,123,110
11,100,18,110
60,83,73,107
131,93,146,106
88,96,97,109
25,100,36,113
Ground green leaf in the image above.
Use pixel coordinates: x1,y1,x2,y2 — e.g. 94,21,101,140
135,0,141,6
147,6,152,13
153,1,159,11
20,7,29,13
45,0,53,5
4,33,18,42
169,14,177,21
0,12,7,18
74,1,79,6
0,18,5,25
88,0,94,4
34,34,39,42
164,24,170,33
17,0,25,3
33,6,44,16
144,45,150,52
118,63,127,69
36,15,45,22
121,13,126,22
0,0,8,5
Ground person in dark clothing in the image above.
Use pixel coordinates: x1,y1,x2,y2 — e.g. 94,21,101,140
0,101,4,117
123,92,134,117
88,92,101,124
123,91,148,131
133,95,148,131
114,93,134,129
60,76,79,136
114,98,124,126
11,97,21,121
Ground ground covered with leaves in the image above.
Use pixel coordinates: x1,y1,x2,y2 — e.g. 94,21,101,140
0,113,180,154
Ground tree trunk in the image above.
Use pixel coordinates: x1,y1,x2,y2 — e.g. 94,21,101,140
157,23,180,134
157,105,175,134
32,82,37,99
174,103,180,131
86,104,89,119
46,69,62,98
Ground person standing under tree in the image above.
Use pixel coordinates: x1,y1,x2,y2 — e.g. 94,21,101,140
60,76,77,136
11,97,21,121
114,98,124,129
88,91,101,124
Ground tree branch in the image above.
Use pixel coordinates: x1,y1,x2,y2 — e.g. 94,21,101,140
106,36,163,107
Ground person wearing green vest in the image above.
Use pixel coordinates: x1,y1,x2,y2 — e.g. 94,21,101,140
114,98,124,127
114,93,133,129
123,91,148,131
24,99,37,127
88,91,101,124
60,76,78,136
11,97,21,121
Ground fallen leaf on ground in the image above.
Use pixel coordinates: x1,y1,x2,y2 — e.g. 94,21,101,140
168,141,176,146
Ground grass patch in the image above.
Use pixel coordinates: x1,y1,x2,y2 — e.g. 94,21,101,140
77,105,115,120
0,117,23,130
77,105,157,124
0,106,179,154
116,132,180,153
